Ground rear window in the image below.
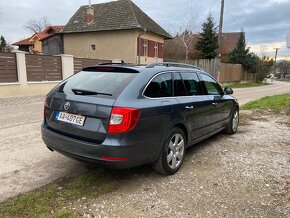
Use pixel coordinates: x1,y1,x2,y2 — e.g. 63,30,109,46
60,71,136,98
144,73,172,98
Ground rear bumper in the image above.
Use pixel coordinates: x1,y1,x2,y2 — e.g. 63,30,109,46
41,123,158,169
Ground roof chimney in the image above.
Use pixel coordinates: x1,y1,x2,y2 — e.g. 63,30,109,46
86,1,94,23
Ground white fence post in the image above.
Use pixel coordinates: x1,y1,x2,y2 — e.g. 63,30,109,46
15,51,27,85
60,54,74,79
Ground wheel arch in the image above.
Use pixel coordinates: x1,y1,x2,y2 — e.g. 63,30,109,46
173,123,189,147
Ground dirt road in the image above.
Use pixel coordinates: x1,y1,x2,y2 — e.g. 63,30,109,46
233,81,290,105
0,98,88,202
0,81,289,204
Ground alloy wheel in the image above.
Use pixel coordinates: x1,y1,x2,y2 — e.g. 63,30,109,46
167,133,185,170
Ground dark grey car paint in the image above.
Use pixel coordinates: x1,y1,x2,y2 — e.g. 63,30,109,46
42,66,239,169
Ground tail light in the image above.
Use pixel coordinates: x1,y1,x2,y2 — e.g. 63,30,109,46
108,107,140,134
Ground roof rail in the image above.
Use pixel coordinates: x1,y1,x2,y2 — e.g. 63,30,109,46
145,62,202,70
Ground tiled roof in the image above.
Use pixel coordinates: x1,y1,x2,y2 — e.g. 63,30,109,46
221,32,241,54
35,32,50,40
12,37,33,46
13,25,65,45
48,26,65,32
63,0,172,39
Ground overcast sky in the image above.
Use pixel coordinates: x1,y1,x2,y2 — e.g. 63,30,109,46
1,0,290,59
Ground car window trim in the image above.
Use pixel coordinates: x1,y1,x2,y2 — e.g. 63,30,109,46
143,70,209,100
142,71,174,99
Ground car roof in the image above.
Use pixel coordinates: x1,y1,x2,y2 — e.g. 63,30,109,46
82,62,205,75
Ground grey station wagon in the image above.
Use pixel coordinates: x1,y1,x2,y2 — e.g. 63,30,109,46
42,62,239,175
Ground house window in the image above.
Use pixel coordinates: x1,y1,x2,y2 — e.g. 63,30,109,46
154,42,158,58
143,40,148,57
91,44,96,50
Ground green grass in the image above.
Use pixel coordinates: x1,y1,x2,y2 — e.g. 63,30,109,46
227,82,268,89
241,94,290,110
0,169,116,218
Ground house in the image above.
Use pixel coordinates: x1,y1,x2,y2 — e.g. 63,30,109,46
164,32,242,63
220,32,241,62
13,26,64,53
57,0,172,64
12,37,34,52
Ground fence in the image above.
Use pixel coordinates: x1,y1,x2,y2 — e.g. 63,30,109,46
0,53,18,83
164,58,256,83
74,58,109,74
0,52,108,84
0,52,109,96
26,54,62,82
164,58,219,78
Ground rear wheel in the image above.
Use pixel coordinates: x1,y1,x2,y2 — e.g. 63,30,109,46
153,127,186,175
224,108,239,135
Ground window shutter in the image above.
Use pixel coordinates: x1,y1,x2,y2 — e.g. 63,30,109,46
148,40,155,58
137,38,144,56
158,43,164,58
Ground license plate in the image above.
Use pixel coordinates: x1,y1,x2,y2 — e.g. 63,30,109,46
56,112,86,126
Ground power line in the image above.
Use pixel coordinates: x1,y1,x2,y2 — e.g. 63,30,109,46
224,1,247,27
230,0,250,24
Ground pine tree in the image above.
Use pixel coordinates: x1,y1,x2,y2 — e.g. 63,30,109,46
0,35,7,52
195,15,219,59
228,32,250,65
229,32,258,70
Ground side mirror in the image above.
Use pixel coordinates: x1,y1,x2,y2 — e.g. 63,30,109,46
224,87,233,95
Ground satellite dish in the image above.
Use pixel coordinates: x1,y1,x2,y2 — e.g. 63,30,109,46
287,34,290,48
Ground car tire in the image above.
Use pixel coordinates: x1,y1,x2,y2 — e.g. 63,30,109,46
153,127,186,175
224,108,239,135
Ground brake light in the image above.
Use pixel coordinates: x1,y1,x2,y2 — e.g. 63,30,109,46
108,107,140,134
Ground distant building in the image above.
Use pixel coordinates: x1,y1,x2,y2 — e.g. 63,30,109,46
13,26,64,53
42,0,172,64
164,32,242,63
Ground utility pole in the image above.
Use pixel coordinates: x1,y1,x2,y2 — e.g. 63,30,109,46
218,0,225,56
273,48,280,74
216,0,225,81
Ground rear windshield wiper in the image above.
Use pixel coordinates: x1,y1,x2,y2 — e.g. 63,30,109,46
71,88,112,96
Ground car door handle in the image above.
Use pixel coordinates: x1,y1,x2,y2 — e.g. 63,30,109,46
185,106,194,109
212,103,218,106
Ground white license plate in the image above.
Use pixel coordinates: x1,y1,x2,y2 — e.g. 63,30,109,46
56,112,86,126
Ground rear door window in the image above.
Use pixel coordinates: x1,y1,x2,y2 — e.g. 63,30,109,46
60,71,136,98
144,73,172,98
173,73,187,96
180,72,202,96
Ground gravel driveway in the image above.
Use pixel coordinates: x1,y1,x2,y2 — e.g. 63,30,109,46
67,111,290,217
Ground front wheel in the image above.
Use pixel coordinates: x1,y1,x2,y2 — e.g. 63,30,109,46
224,108,239,135
153,127,186,175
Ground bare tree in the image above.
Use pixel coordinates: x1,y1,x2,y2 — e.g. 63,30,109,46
24,17,50,33
169,2,201,63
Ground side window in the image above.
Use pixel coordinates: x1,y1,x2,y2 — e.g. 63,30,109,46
144,73,172,98
200,74,223,95
180,72,201,96
173,73,187,96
